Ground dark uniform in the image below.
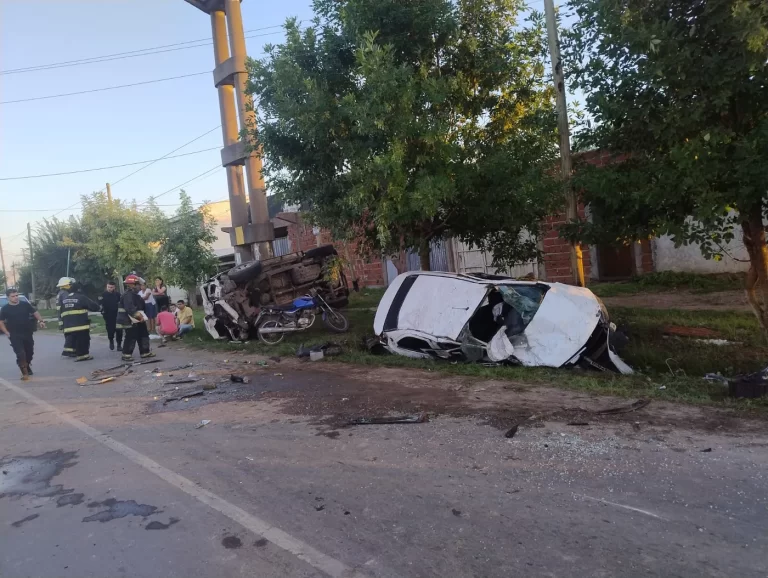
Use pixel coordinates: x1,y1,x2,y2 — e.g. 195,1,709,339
117,289,152,361
0,299,38,376
99,290,122,350
61,289,101,361
57,288,75,357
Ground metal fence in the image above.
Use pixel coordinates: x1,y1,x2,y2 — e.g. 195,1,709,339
405,239,449,272
273,236,291,257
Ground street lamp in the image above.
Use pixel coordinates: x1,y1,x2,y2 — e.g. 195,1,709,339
183,0,274,263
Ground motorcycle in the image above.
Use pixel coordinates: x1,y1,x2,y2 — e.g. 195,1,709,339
256,288,349,345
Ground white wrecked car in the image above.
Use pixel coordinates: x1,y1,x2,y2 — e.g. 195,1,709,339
374,272,632,374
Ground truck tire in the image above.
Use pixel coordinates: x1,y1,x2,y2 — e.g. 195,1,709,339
304,245,337,260
228,260,263,283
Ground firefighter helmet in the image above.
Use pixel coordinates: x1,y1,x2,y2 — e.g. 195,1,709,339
124,274,142,285
56,277,75,288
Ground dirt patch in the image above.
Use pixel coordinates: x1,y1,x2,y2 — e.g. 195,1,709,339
603,290,749,311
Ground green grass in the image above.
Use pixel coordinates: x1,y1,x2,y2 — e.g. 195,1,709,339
178,289,768,411
591,271,744,298
40,314,106,335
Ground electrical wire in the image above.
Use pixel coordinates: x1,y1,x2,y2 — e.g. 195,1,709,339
1,26,284,75
0,147,220,181
137,165,223,205
0,198,229,213
1,71,210,104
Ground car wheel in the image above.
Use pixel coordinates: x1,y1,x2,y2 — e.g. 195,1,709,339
228,260,263,283
304,245,337,259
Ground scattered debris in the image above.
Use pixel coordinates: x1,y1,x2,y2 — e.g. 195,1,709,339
161,363,194,372
315,504,326,512
594,399,651,415
567,421,590,426
700,448,713,453
230,374,250,384
704,373,729,385
245,456,254,461
163,390,205,404
451,509,461,517
164,378,200,385
658,385,667,390
274,373,283,377
310,350,324,361
268,356,281,363
695,338,737,346
727,366,768,399
202,383,217,391
76,377,87,385
255,360,269,366
297,342,343,359
663,325,722,339
195,420,211,429
362,335,390,355
345,413,429,426
504,424,519,439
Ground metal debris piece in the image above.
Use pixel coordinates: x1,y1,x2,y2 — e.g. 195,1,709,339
700,448,713,453
132,359,163,366
165,378,200,385
202,383,217,391
297,342,343,359
566,421,590,426
504,424,519,438
230,374,250,384
345,413,429,426
195,420,211,429
163,389,205,404
594,399,651,415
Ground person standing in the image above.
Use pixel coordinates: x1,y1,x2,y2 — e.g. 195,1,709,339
140,281,157,333
61,282,101,362
118,274,155,362
56,277,76,357
99,281,122,351
152,277,169,315
0,288,46,380
174,300,195,338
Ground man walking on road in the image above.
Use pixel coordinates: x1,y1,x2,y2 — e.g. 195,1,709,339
99,281,122,351
0,288,46,380
117,274,155,362
61,282,101,362
56,277,76,357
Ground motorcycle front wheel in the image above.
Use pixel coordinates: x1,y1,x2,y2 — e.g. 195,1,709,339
258,320,286,345
322,309,349,333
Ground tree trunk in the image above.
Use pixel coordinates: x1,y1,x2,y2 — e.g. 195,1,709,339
741,208,768,336
185,285,197,308
419,240,431,271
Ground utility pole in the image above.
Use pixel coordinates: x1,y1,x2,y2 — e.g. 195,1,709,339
11,262,17,287
0,238,7,290
106,182,112,204
543,0,585,287
27,223,36,301
183,0,274,264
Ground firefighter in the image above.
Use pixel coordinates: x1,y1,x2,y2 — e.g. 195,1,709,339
56,277,76,357
60,282,101,362
117,274,155,362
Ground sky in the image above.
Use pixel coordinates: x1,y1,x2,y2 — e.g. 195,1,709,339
0,0,565,282
0,0,316,274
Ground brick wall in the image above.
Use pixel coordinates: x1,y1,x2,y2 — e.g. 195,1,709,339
278,212,386,287
541,207,593,284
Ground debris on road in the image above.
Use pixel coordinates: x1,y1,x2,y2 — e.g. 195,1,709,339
362,335,390,355
195,420,211,429
202,383,217,391
164,378,200,385
230,374,250,384
504,424,519,438
700,448,713,452
727,366,768,399
268,356,281,363
567,421,590,426
345,413,429,426
296,342,343,359
163,390,205,404
663,325,722,339
310,350,324,361
594,399,651,415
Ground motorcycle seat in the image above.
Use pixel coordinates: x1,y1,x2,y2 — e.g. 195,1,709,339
268,303,297,311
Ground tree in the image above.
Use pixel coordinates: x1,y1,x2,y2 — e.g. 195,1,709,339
563,0,768,329
80,192,162,282
157,191,218,304
247,0,560,269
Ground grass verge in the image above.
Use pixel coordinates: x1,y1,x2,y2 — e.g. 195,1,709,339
177,290,767,411
591,271,744,297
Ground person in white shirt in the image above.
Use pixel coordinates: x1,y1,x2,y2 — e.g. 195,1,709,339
140,282,157,333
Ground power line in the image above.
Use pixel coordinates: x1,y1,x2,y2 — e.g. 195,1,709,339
0,147,220,181
1,26,284,75
1,71,209,104
138,165,223,205
0,198,229,213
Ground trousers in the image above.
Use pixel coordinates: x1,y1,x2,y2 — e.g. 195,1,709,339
103,315,123,345
9,333,34,370
62,332,75,356
70,330,91,358
122,323,150,357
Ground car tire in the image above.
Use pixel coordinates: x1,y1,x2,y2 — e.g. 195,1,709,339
304,245,337,259
228,260,263,283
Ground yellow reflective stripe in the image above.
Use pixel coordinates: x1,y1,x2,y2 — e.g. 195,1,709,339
61,309,88,317
118,308,126,313
63,347,75,352
63,325,90,333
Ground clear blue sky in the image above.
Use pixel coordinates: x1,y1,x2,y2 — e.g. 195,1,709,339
0,0,315,269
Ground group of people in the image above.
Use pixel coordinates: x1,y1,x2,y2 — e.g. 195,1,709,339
0,274,195,381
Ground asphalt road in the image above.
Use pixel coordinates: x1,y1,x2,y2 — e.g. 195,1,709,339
1,332,767,578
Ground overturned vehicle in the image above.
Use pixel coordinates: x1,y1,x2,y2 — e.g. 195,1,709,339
200,245,349,341
373,272,632,374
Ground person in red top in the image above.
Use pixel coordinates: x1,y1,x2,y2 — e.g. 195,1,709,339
155,306,178,343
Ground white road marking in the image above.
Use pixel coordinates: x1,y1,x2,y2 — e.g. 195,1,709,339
576,494,668,521
0,376,369,578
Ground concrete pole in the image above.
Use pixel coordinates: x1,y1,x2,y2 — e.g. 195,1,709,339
225,0,273,260
543,0,585,287
27,223,36,301
0,238,7,290
211,8,253,265
106,182,112,204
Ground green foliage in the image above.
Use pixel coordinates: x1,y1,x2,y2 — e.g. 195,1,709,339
248,0,560,267
156,191,218,297
592,271,745,297
562,0,768,256
80,192,161,280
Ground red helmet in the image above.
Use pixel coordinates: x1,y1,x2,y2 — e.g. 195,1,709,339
124,274,141,285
